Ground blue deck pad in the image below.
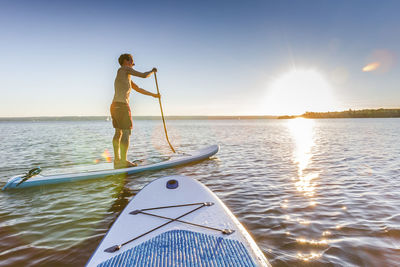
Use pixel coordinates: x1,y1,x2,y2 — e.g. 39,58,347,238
98,230,257,267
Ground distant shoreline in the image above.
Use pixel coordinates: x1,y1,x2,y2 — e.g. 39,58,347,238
1,108,399,121
278,108,400,119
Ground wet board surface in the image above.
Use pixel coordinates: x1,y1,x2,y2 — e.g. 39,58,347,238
86,175,270,267
2,145,219,190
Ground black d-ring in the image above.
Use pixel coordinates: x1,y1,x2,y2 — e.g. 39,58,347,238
166,179,179,189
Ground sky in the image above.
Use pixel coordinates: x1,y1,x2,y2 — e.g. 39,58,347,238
0,0,399,116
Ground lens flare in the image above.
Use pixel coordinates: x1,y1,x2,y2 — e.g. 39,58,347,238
363,49,396,73
102,149,112,162
362,62,380,72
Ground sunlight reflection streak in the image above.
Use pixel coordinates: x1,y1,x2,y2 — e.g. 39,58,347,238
288,118,318,197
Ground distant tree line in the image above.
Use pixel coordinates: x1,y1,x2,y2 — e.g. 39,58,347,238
301,108,400,118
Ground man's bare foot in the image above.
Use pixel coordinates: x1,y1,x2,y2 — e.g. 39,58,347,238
113,159,121,169
115,160,138,169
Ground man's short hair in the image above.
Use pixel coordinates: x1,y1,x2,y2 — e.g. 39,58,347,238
118,54,133,66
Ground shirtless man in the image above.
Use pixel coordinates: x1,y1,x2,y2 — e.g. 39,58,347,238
111,53,159,168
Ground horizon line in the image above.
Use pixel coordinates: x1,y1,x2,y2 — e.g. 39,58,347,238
0,115,278,121
1,107,399,119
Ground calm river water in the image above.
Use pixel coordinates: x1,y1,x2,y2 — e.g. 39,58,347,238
0,118,399,266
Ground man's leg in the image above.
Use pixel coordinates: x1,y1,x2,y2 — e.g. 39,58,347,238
112,129,122,164
120,129,131,163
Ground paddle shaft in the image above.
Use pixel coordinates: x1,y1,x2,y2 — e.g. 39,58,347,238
154,72,176,153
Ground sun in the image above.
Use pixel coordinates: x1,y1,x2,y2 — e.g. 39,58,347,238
264,69,337,115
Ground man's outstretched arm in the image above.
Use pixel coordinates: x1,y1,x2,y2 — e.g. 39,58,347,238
126,67,157,78
131,81,160,98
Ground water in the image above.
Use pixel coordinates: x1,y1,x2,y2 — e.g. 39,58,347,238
0,118,399,266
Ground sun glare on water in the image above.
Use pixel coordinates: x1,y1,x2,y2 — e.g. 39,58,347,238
288,118,318,198
265,69,337,115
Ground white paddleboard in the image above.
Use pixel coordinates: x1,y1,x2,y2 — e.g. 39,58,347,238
2,145,218,190
87,175,270,267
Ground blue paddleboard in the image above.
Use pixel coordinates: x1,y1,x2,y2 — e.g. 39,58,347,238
2,145,219,190
86,175,270,266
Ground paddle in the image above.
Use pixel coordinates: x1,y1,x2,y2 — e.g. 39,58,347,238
154,72,176,153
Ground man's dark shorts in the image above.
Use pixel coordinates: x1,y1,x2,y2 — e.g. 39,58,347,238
110,102,132,129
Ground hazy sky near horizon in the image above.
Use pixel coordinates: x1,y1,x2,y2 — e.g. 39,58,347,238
0,0,399,116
